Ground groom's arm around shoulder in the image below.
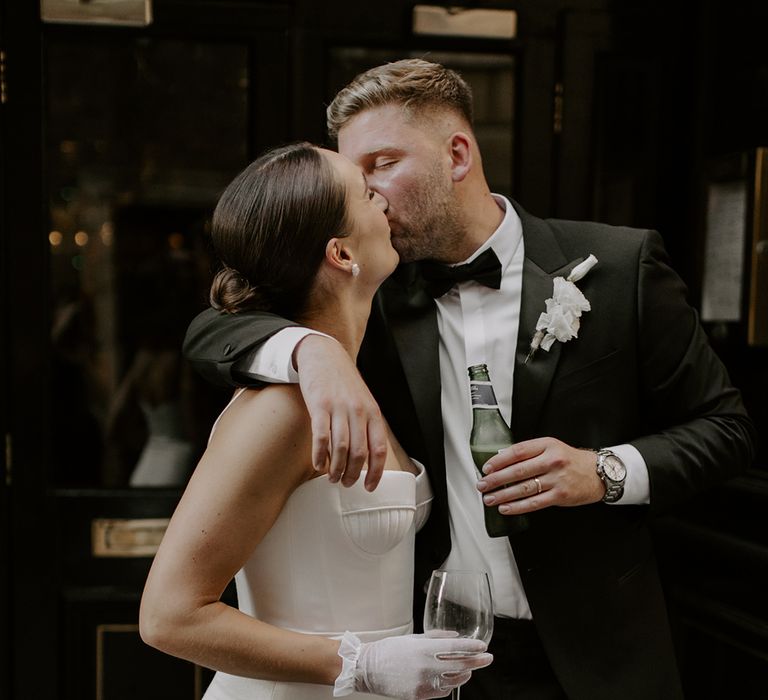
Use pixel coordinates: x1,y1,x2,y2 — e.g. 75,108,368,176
183,307,300,388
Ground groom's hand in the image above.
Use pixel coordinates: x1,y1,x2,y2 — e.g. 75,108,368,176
294,334,388,491
475,437,604,514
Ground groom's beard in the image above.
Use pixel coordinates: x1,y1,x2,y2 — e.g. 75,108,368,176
389,164,467,264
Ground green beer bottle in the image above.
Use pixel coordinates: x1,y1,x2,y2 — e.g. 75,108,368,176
468,363,530,536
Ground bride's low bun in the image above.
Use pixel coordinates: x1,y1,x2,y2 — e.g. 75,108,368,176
209,266,267,314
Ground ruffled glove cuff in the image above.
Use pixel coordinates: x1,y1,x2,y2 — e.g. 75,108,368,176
333,631,362,697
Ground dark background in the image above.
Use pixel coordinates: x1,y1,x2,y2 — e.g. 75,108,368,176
1,0,767,698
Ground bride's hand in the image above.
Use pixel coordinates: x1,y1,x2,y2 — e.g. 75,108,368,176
335,633,493,699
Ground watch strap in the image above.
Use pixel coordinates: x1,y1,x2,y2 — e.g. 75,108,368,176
595,448,626,503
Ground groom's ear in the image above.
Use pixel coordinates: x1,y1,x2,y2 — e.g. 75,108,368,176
448,132,472,183
324,237,354,274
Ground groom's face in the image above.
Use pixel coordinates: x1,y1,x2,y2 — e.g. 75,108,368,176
337,103,466,263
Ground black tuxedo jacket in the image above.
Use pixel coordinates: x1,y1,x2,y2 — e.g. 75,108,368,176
184,202,754,699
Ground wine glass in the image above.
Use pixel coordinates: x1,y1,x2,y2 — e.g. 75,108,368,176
423,569,494,699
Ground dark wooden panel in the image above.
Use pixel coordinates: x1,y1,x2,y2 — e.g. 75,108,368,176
654,471,768,694
2,0,56,694
676,623,768,698
56,492,232,699
56,491,181,588
99,624,200,700
0,0,11,669
154,0,293,36
61,589,213,700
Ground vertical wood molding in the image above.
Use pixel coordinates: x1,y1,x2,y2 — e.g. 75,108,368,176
748,147,768,346
96,624,139,700
96,623,205,699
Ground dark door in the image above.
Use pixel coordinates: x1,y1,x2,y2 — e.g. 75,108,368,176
2,3,291,698
553,6,768,695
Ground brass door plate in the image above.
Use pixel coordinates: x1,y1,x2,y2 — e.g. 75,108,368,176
41,0,152,27
91,518,169,558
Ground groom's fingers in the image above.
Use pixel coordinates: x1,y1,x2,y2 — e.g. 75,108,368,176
296,334,387,484
364,415,388,491
477,439,604,511
310,409,331,473
328,413,351,483
342,408,368,487
476,453,549,494
481,438,550,474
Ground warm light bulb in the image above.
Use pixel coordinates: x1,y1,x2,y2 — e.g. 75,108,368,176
49,230,63,246
74,231,89,246
168,232,184,250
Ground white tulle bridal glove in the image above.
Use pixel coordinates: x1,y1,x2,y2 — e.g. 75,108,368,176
333,632,493,698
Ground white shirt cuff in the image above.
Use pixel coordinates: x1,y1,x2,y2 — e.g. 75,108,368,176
606,443,650,505
242,327,334,383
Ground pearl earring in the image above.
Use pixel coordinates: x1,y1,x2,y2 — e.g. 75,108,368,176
351,263,360,278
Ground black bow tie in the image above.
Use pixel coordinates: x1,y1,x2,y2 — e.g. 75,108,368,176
420,248,503,298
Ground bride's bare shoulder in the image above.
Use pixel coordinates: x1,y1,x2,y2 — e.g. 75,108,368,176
208,385,312,469
231,384,308,421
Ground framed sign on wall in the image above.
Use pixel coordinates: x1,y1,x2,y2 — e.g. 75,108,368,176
702,148,768,347
41,0,152,26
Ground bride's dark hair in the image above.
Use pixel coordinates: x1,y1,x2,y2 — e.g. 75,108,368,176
209,142,349,318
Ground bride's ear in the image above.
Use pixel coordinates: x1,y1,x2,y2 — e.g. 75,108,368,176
324,237,355,275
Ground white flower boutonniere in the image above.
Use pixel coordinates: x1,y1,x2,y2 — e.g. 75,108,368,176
525,254,598,363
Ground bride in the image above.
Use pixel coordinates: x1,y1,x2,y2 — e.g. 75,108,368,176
139,142,492,699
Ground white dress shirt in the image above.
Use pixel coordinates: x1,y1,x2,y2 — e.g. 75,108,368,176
242,194,650,619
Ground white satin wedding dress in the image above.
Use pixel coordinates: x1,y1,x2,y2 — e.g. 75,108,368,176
202,390,433,700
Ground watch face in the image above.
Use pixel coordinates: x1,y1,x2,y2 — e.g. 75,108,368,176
604,454,627,481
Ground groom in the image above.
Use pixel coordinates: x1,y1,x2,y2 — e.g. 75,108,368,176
184,60,754,699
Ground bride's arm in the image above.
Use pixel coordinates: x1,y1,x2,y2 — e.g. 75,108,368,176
139,385,342,684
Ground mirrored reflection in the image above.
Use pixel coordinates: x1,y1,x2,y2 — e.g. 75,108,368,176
328,48,516,194
47,38,248,488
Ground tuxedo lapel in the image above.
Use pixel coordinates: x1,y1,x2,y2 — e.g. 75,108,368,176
379,204,587,468
511,203,585,440
381,267,446,490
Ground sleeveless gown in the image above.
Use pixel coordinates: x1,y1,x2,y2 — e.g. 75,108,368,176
202,390,433,700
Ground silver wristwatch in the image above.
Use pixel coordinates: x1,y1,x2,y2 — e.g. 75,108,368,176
595,449,626,503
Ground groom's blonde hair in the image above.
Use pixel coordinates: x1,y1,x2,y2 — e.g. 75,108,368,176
326,58,474,140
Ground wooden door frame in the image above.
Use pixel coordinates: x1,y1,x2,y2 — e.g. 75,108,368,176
0,5,11,696
1,0,55,696
1,2,294,697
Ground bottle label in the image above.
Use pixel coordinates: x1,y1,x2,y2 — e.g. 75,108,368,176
470,381,499,408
